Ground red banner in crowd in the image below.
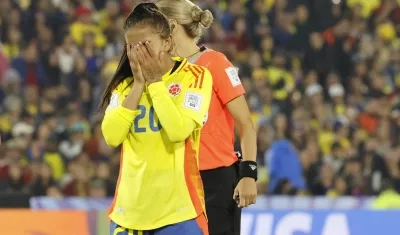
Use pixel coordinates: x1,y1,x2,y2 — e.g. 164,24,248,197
0,210,90,235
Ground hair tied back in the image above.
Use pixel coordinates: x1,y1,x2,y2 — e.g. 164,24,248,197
191,6,213,28
125,3,158,29
135,2,159,13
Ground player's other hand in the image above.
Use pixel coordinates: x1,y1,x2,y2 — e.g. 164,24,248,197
233,177,257,208
127,44,145,85
135,41,164,84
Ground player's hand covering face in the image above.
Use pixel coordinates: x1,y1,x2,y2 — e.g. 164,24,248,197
127,44,145,84
125,26,170,84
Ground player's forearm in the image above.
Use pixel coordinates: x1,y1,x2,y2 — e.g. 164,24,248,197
237,122,257,162
148,82,196,142
122,83,145,110
102,107,138,147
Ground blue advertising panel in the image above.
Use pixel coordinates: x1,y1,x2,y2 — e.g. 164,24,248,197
241,210,400,235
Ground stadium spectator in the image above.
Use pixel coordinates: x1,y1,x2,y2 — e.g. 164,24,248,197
31,162,56,196
266,135,306,194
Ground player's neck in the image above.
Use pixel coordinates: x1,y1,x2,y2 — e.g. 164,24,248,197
174,35,200,58
162,56,176,74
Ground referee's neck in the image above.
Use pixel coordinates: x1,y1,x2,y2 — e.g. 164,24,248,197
174,35,200,58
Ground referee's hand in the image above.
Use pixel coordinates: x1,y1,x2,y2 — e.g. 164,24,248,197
233,177,257,208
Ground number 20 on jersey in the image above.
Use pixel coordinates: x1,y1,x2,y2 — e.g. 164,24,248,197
133,105,162,133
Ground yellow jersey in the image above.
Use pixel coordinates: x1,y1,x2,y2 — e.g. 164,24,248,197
102,58,212,230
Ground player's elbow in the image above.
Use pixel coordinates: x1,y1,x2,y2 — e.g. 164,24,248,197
103,134,123,147
101,119,125,147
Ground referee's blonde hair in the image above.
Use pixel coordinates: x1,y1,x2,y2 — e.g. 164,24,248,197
156,0,214,41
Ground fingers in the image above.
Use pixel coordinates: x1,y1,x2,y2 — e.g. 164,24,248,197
144,41,156,57
238,195,254,208
127,44,133,61
127,44,145,84
144,41,164,66
233,187,239,200
127,44,139,71
251,194,257,204
129,45,137,65
136,42,150,65
234,188,257,208
127,44,134,67
234,187,247,208
249,194,256,205
238,196,245,208
233,187,240,205
134,44,145,65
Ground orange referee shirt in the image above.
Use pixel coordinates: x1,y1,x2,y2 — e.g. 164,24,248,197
191,49,245,170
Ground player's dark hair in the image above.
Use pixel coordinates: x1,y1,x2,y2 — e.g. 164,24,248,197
99,3,172,110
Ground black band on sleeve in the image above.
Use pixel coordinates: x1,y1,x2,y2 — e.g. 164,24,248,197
239,161,258,181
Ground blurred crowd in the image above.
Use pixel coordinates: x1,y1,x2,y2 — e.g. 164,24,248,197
0,0,400,202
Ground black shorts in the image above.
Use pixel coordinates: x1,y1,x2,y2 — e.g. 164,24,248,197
200,162,241,235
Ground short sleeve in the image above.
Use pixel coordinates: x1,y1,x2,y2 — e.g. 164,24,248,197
179,67,213,126
208,52,245,104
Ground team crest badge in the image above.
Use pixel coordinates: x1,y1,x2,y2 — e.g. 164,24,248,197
168,83,182,96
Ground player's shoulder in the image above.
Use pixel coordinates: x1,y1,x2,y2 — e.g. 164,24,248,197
177,58,211,80
170,59,211,93
180,58,210,73
114,77,133,93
